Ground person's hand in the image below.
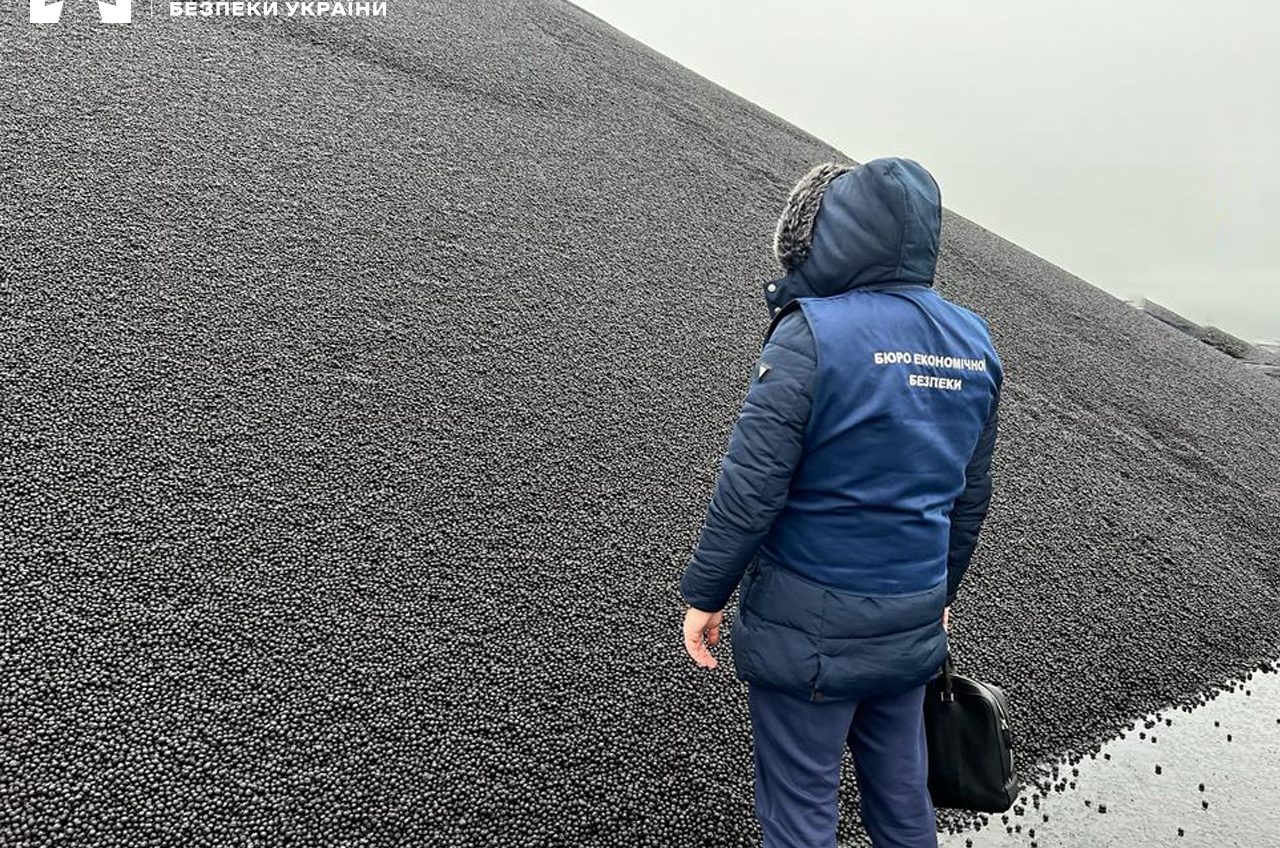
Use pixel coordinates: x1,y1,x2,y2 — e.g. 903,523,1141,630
683,606,725,668
942,605,951,632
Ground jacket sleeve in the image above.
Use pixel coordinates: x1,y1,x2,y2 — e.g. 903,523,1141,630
679,309,816,613
945,385,1001,606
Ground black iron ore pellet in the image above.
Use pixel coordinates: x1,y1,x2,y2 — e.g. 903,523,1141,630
3,2,1280,847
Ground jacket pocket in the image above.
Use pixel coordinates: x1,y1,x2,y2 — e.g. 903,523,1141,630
738,555,767,613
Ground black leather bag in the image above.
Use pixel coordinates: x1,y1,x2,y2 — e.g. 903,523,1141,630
923,653,1018,812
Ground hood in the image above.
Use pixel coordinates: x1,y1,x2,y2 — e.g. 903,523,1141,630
763,157,942,319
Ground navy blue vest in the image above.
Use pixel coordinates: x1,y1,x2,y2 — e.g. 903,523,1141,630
732,282,1002,702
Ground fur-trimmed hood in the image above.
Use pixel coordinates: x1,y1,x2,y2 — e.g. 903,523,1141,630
763,157,942,319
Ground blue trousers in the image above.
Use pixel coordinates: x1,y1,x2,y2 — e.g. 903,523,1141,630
747,682,937,848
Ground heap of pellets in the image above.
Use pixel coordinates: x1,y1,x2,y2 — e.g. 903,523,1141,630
2,3,1279,846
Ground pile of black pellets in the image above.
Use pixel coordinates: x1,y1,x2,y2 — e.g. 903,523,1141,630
3,3,1279,846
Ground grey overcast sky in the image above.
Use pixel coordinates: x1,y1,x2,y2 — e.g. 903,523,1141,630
574,0,1279,343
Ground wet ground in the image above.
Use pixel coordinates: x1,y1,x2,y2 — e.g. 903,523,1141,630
934,662,1280,848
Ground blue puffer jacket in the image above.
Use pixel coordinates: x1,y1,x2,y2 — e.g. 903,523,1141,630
680,158,1003,703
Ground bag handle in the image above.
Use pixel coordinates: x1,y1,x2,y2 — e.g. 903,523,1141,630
939,651,956,702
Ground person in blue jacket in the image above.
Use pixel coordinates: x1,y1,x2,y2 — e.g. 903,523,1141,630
680,157,1003,848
